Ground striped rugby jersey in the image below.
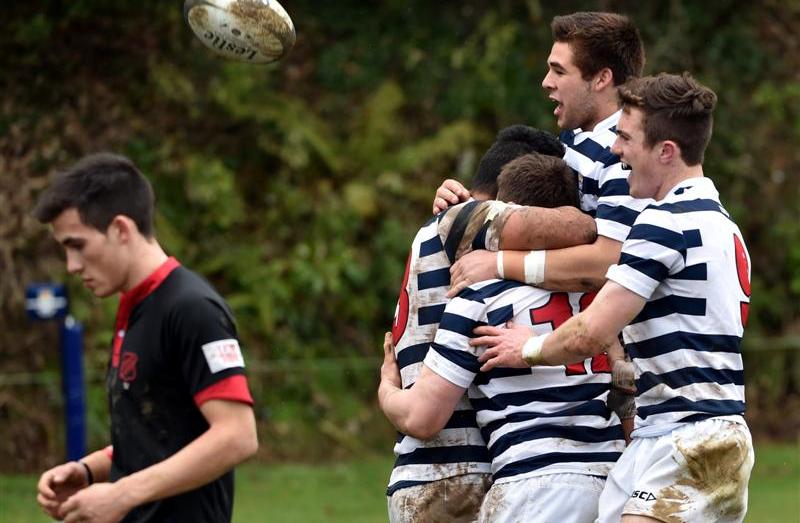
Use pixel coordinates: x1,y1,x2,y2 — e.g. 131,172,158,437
424,281,625,483
561,110,651,242
606,177,751,430
388,199,517,495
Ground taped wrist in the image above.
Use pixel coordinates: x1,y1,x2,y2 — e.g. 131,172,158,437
496,251,505,279
611,359,636,394
521,333,549,366
524,250,545,285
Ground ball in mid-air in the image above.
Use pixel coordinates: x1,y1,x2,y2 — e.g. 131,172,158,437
184,0,296,64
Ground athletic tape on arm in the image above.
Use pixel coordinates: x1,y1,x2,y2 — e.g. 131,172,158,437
524,250,546,285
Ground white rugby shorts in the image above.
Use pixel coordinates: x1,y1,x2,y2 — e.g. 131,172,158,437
597,417,754,523
479,473,605,523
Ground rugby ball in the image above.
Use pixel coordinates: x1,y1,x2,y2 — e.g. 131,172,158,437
184,0,296,63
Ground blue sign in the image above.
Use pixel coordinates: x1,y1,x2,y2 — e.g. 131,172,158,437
25,282,86,460
25,283,68,320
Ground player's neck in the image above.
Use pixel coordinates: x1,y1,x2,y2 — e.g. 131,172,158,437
656,164,705,201
120,239,169,293
586,98,620,132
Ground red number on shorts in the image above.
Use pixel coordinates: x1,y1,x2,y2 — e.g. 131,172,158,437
733,234,751,327
529,292,610,376
391,252,412,345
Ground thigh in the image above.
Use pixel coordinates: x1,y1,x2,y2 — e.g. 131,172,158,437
480,473,604,523
623,420,754,523
597,439,649,523
388,473,492,523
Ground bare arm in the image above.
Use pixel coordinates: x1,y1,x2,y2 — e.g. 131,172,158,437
59,400,258,522
378,333,466,440
473,281,646,371
536,235,623,292
497,206,597,250
449,234,621,297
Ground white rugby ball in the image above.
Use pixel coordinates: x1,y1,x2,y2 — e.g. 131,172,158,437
184,0,296,63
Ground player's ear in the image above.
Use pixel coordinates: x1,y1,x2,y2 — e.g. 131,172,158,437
659,140,680,164
107,215,137,244
594,68,613,91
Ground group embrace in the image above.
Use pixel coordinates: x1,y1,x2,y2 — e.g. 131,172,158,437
379,11,753,523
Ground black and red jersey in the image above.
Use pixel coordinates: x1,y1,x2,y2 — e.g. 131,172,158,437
106,257,253,523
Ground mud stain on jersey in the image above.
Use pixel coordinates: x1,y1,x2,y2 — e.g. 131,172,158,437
456,204,492,261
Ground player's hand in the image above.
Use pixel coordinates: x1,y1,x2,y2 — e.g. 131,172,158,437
448,251,499,297
611,359,636,395
380,332,402,389
37,461,89,518
432,179,470,215
59,482,132,523
473,321,534,372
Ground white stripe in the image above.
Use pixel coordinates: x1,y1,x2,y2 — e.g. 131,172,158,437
635,348,743,375
393,427,487,454
637,383,745,409
389,462,491,486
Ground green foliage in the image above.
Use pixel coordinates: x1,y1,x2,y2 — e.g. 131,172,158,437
0,0,798,470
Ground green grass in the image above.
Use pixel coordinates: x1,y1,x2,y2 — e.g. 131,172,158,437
1,445,797,522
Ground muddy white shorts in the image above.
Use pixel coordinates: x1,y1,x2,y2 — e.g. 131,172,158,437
387,473,492,523
596,417,754,523
478,472,606,523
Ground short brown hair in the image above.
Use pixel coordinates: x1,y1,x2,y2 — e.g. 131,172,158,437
551,12,645,85
33,153,156,236
618,73,717,166
496,153,579,208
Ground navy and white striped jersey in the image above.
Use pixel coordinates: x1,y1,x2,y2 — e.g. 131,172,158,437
560,110,651,242
388,200,516,495
424,281,625,483
606,177,751,430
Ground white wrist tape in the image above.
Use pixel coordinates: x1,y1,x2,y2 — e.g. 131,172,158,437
521,333,550,366
496,251,504,279
524,250,546,285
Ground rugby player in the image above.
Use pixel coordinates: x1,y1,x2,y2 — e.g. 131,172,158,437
476,73,754,523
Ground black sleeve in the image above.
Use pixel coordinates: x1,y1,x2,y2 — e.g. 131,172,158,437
168,294,247,397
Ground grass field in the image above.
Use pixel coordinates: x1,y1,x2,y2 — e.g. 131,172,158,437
1,444,797,522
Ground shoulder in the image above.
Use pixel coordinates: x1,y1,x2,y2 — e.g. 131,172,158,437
159,267,234,322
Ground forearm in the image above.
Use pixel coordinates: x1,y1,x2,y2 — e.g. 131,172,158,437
81,447,113,483
114,404,257,508
537,283,643,366
539,315,616,366
379,380,440,440
499,206,597,251
501,236,621,292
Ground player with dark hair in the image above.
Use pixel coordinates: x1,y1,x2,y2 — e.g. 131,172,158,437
34,153,258,523
438,10,647,295
381,152,626,522
475,73,754,523
384,126,598,523
431,9,647,440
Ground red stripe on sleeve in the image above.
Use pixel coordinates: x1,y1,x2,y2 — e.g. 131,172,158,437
194,375,254,407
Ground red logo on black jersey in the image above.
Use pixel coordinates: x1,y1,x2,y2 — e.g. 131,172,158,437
119,352,138,382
